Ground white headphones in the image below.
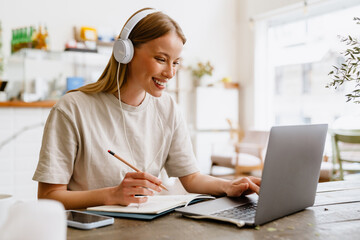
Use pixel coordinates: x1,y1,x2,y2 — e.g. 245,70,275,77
113,9,157,64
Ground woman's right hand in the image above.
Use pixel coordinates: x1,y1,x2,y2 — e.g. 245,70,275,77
108,172,163,206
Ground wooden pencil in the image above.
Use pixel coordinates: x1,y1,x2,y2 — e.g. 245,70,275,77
108,150,168,191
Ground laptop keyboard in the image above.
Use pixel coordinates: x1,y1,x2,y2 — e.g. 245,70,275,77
211,203,257,220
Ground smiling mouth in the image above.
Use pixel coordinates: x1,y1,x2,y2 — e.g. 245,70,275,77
153,78,167,87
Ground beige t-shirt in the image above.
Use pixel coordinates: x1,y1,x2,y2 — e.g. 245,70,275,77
32,91,199,190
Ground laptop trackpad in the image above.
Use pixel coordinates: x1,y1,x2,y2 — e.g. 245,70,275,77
176,194,258,216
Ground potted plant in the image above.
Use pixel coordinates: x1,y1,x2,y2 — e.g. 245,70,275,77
327,17,360,103
189,61,214,87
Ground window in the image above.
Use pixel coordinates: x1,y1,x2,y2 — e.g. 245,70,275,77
254,1,360,129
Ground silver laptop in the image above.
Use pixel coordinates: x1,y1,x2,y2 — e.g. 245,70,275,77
176,124,328,227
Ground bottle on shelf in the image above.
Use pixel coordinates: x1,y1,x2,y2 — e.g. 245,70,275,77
11,24,50,53
35,23,48,50
43,24,49,50
35,24,43,49
27,26,34,48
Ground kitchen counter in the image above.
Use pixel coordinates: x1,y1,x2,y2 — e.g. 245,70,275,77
0,100,56,108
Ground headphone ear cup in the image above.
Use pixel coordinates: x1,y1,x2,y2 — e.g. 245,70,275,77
113,39,134,64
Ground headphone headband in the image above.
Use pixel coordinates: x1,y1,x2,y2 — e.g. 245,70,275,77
120,9,157,40
113,9,157,64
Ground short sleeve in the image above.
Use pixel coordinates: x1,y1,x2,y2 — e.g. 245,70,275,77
32,107,79,184
164,108,199,177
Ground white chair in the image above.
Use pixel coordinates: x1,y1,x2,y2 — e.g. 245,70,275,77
210,130,269,176
234,130,269,175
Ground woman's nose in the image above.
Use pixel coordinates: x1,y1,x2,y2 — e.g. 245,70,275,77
162,65,175,79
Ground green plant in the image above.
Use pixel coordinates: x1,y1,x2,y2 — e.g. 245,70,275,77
189,61,214,79
327,17,360,103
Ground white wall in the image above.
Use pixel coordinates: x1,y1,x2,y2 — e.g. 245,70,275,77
238,0,304,129
0,0,240,85
0,108,50,200
247,0,303,16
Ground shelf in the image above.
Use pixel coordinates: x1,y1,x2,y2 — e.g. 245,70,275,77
0,100,57,108
10,48,109,60
223,82,239,89
97,41,114,47
7,48,111,102
64,48,98,53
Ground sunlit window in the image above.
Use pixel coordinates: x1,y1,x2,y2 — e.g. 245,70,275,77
254,3,360,129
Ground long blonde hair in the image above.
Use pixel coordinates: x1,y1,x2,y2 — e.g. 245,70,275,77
73,8,186,95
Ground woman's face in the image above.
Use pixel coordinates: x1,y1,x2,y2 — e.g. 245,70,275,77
126,31,183,98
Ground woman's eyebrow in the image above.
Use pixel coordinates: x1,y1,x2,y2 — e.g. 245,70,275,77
157,52,181,60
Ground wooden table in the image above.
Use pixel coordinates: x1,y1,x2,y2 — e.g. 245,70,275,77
67,180,360,240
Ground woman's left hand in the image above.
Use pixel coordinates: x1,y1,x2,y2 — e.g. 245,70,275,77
225,176,261,197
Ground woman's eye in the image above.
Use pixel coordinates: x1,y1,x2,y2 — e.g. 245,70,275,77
155,57,166,62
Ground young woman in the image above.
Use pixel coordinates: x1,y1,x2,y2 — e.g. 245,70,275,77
33,8,261,209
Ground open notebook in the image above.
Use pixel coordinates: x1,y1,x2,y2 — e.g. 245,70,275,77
87,194,215,215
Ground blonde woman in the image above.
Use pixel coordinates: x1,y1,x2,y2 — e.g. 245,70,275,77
33,8,260,209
